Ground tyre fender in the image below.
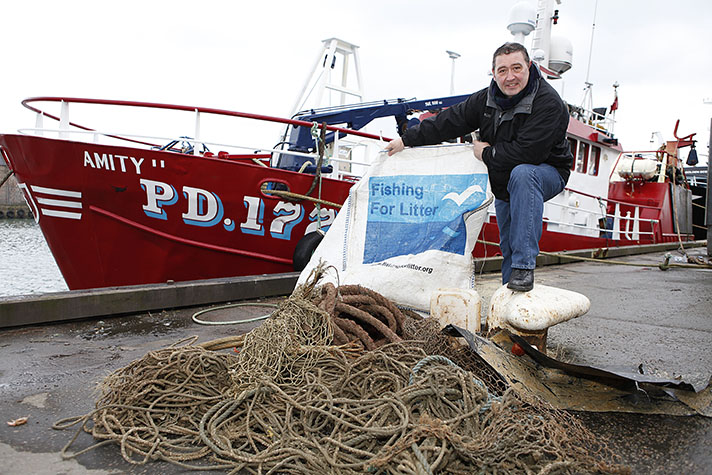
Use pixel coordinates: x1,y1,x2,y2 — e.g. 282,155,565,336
292,231,324,271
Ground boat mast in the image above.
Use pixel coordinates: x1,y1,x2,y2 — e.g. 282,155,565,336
277,38,365,167
580,0,599,113
516,0,571,80
530,0,555,68
290,38,364,117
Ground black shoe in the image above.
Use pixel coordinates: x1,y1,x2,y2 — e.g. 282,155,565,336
507,268,534,292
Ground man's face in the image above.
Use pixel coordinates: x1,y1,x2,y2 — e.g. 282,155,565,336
493,52,530,98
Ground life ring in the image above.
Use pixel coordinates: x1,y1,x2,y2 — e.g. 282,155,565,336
292,231,324,271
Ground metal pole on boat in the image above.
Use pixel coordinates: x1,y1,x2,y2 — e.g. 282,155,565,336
194,109,201,156
59,101,69,139
707,118,711,256
446,50,460,95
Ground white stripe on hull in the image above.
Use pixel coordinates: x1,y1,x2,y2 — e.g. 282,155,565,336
36,197,83,209
30,185,82,198
40,209,82,220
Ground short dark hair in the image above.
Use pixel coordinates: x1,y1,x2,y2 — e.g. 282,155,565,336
492,42,530,70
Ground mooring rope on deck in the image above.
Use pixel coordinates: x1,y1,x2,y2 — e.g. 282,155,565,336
191,302,278,326
477,239,712,270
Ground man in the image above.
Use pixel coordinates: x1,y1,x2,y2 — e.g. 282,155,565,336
386,42,573,292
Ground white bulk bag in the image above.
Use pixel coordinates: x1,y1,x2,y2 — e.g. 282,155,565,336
298,144,492,311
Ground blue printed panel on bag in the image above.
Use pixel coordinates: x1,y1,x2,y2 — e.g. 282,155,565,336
364,174,488,263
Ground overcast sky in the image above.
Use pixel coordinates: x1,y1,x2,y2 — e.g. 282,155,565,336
1,0,711,162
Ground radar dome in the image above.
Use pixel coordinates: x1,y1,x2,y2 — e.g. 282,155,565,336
548,36,573,74
507,2,536,39
532,48,546,63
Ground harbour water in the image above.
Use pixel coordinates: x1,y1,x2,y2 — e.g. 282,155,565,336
0,219,68,297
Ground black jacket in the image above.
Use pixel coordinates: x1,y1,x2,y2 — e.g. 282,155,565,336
401,64,573,201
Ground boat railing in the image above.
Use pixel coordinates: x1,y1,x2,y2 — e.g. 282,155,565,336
528,186,661,241
568,103,616,137
16,126,373,170
566,186,662,211
19,97,386,179
549,210,656,240
485,197,659,241
543,208,658,240
685,166,708,187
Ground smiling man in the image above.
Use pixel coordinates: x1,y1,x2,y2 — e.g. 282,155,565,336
386,42,573,291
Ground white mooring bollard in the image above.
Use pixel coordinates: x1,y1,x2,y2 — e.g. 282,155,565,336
488,284,590,353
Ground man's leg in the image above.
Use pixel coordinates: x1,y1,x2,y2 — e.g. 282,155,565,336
494,198,512,284
507,164,565,288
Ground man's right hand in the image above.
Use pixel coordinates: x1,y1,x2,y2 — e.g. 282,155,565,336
385,137,405,156
473,140,490,161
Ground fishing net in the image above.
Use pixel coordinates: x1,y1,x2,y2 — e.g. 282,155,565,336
55,269,629,474
227,273,333,395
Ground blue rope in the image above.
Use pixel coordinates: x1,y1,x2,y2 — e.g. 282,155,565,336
409,355,502,413
408,355,458,385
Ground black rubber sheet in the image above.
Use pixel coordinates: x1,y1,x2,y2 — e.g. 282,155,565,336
444,325,712,417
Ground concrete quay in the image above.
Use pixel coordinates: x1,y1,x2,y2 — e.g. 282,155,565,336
0,247,710,474
0,166,30,219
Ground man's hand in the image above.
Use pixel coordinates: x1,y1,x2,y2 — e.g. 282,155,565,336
385,137,405,156
473,140,490,161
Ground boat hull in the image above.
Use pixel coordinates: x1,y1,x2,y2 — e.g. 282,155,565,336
1,134,351,289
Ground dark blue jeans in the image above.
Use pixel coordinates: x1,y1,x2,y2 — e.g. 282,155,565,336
494,163,565,284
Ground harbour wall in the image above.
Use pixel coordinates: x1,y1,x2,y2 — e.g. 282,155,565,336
0,164,30,219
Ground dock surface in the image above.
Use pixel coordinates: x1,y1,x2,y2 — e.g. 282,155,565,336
0,247,710,474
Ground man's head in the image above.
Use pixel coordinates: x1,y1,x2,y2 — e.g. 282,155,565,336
492,42,531,98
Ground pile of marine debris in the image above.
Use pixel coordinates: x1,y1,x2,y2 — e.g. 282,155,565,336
55,269,633,474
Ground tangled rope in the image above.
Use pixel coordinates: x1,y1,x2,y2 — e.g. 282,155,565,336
315,283,407,350
53,340,239,468
53,272,629,474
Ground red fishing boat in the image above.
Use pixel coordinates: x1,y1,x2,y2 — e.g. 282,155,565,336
0,2,696,291
0,99,368,289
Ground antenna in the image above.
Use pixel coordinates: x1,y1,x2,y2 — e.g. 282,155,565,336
446,50,461,95
583,0,598,86
581,0,599,111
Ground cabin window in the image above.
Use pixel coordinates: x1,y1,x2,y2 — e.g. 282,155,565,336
575,142,589,173
568,138,577,170
588,146,601,176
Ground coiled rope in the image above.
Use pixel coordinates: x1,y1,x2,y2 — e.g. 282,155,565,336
191,302,278,325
